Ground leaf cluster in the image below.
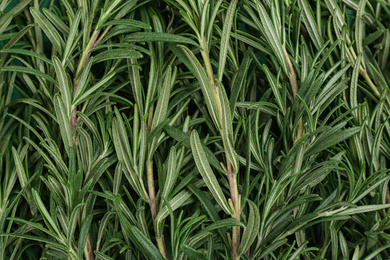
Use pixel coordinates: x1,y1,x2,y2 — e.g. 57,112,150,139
1,0,390,259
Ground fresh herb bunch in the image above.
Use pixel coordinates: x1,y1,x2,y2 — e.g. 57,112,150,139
1,0,390,259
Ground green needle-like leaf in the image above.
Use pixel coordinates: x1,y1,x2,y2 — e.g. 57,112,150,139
306,127,361,157
30,7,65,53
1,66,57,85
78,214,93,259
298,0,323,50
181,245,211,260
252,1,288,74
31,188,62,238
218,0,238,82
73,71,115,107
0,49,53,65
54,94,73,155
190,131,232,215
53,56,72,114
102,19,152,29
63,8,82,65
161,146,177,202
180,45,220,128
126,32,199,47
240,200,260,255
94,49,142,63
356,0,368,57
128,226,165,260
218,83,239,172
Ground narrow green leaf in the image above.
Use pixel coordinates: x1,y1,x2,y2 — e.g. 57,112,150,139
1,23,34,50
306,127,360,156
164,125,224,174
188,184,221,223
352,246,359,260
54,94,73,155
16,99,56,122
128,226,165,260
230,50,252,113
298,0,323,49
126,32,199,47
161,147,177,201
313,79,349,115
112,111,144,198
96,212,114,251
363,244,390,260
59,0,74,18
0,13,12,35
201,218,245,233
218,0,238,81
102,19,152,29
151,66,173,130
190,131,232,215
335,204,390,216
293,165,339,192
148,70,173,160
355,0,367,57
31,189,62,237
186,232,211,250
0,0,31,17
286,241,310,260
253,1,288,74
156,190,193,234
0,32,16,42
0,49,53,65
257,239,287,259
63,8,82,65
24,137,62,180
240,200,260,255
43,9,69,35
94,252,115,260
78,214,93,259
168,43,196,75
77,0,89,34
147,118,170,144
181,245,210,260
330,225,338,259
93,49,142,63
371,123,385,172
1,66,57,85
128,57,144,114
237,101,278,116
0,133,11,158
263,65,285,115
53,56,72,114
350,53,362,117
339,231,349,259
218,84,239,172
187,184,229,246
1,233,66,251
78,128,94,172
11,146,28,190
231,31,271,55
11,146,37,214
6,217,59,240
30,7,65,54
0,0,32,34
379,29,389,70
67,205,82,245
73,72,115,107
180,45,219,128
73,58,93,101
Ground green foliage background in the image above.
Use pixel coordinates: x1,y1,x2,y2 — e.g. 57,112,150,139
1,0,390,259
